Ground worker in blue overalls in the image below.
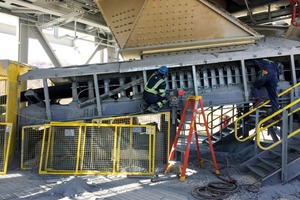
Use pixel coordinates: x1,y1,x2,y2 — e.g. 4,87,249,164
251,58,281,119
143,66,169,113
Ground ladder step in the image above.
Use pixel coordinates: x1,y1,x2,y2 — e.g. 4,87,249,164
269,150,282,157
256,162,275,172
224,126,234,131
168,161,183,168
246,164,267,178
178,135,188,139
175,147,186,153
288,144,300,152
258,157,278,169
165,97,219,181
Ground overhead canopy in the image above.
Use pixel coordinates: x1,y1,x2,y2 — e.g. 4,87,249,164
96,0,263,60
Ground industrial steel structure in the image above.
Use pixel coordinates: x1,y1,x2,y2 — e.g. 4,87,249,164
0,0,299,187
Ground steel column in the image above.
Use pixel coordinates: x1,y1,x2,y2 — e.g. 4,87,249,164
192,65,198,96
29,26,62,67
241,60,249,101
43,79,52,121
93,74,102,117
290,54,297,85
281,109,288,182
18,20,29,64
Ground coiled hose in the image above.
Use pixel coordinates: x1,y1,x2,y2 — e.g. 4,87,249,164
191,181,238,200
191,158,260,199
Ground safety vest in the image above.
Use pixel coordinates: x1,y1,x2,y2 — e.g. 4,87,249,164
144,72,165,96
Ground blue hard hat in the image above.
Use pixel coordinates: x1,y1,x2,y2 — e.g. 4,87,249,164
158,66,168,75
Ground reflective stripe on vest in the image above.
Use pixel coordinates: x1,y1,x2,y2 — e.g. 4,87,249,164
144,73,165,95
263,59,274,64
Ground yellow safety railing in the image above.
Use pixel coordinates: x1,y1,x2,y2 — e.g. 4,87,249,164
235,82,300,142
21,124,47,170
39,122,156,175
93,112,171,164
205,105,237,130
0,123,13,174
256,98,300,150
21,112,170,173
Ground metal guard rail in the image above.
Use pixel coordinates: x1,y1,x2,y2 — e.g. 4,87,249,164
257,107,300,133
206,105,236,130
0,123,13,174
256,98,300,150
234,81,300,142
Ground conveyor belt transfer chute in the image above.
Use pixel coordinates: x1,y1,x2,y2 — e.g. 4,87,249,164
95,0,263,60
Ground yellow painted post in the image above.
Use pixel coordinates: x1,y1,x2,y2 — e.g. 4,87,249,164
80,126,87,171
45,125,53,171
148,127,151,173
113,126,118,173
117,126,121,172
152,127,156,174
75,125,83,174
1,61,32,164
90,126,94,168
20,126,25,170
39,125,49,174
0,123,13,174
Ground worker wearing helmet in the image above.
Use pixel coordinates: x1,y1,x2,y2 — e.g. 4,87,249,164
143,66,169,112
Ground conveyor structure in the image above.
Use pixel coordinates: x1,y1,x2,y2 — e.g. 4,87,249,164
15,0,300,126
17,37,300,127
1,0,300,185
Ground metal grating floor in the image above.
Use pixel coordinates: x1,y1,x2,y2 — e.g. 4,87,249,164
1,159,300,199
0,169,194,200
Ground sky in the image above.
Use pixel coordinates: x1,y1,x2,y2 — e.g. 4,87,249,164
0,12,105,68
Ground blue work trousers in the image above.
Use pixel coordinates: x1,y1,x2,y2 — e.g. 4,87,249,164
143,92,168,107
252,73,279,113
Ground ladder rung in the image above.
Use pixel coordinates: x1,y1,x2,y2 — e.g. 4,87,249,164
178,135,188,139
175,147,186,153
178,121,192,125
168,161,183,167
165,97,219,181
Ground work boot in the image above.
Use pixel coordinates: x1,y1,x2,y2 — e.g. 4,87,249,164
140,103,149,112
146,104,159,113
253,98,264,108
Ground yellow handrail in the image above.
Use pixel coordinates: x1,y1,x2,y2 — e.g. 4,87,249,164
256,98,300,150
234,82,300,142
258,107,300,133
206,105,236,130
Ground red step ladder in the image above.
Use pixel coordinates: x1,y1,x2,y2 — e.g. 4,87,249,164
164,96,219,181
